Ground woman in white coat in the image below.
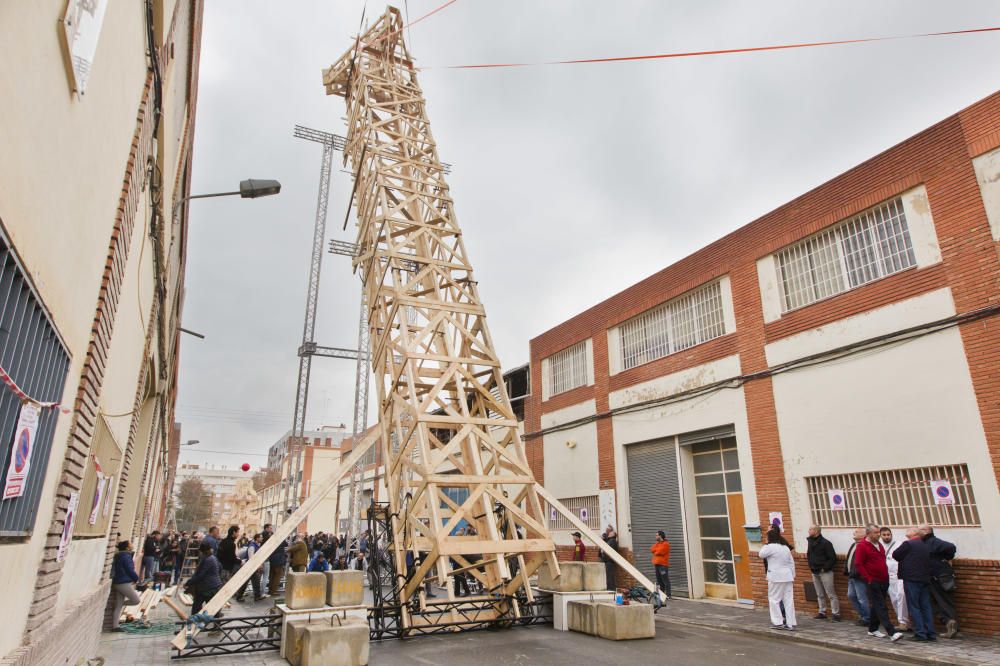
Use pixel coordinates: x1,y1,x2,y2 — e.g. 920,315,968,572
758,529,797,630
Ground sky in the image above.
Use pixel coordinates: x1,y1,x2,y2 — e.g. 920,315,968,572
175,0,1000,470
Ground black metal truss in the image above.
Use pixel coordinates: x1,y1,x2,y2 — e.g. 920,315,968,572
170,614,282,659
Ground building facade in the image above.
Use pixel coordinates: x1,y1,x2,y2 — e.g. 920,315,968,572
527,91,1000,634
0,1,203,663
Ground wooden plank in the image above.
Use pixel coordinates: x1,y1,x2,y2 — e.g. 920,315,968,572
170,431,377,649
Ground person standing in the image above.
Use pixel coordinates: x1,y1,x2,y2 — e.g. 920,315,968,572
845,527,870,626
141,530,161,583
758,530,796,630
571,532,586,561
892,527,938,642
217,526,241,588
919,524,959,638
806,525,840,621
649,530,672,600
600,525,619,591
855,524,903,641
110,540,141,632
267,537,287,597
880,527,909,630
202,526,220,556
185,542,223,616
244,533,265,601
288,535,309,572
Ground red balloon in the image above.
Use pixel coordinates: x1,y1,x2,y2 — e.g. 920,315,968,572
241,463,251,472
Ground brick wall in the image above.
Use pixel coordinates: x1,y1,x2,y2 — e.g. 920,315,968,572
1,582,110,666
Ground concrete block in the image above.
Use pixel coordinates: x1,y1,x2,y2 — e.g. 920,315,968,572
325,570,364,607
582,562,606,591
286,572,328,610
284,619,326,666
537,562,584,592
596,602,655,640
301,617,369,666
566,600,599,636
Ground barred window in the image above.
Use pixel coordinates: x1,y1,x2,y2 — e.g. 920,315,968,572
806,464,979,528
619,281,726,371
548,341,589,396
777,197,916,312
546,495,600,531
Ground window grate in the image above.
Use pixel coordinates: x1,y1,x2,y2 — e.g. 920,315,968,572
0,231,72,537
545,495,600,531
548,341,588,396
619,280,726,371
777,197,916,313
805,464,979,528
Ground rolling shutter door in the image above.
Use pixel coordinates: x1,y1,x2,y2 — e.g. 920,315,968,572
626,439,688,597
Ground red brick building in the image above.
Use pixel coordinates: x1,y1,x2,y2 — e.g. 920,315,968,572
526,90,1000,634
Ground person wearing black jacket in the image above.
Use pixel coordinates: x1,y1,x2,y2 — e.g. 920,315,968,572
141,530,161,582
600,526,619,591
267,535,288,597
806,525,841,621
218,526,246,600
185,542,223,616
110,540,141,631
919,524,958,638
893,527,937,641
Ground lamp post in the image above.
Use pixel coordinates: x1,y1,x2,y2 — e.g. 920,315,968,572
173,178,282,217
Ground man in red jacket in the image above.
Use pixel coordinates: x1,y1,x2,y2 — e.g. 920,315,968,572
571,532,586,561
855,523,903,642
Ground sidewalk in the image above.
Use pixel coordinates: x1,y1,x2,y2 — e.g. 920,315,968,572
654,597,1000,666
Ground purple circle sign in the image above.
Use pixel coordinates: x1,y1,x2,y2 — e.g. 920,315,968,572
13,429,30,473
936,485,951,499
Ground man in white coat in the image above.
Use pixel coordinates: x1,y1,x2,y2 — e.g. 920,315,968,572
880,527,909,630
759,529,797,630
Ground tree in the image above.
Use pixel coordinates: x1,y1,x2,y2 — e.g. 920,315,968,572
252,466,280,492
175,477,212,532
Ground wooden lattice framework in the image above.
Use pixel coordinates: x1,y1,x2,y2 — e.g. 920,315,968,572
322,7,560,622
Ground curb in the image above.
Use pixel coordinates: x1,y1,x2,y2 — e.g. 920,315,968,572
654,614,985,666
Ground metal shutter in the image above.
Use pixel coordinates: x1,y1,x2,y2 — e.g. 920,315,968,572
626,439,688,597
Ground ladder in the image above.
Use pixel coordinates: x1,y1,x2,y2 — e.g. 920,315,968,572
179,539,201,580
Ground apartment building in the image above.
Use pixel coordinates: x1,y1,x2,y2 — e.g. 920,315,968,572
527,90,1000,634
0,1,203,662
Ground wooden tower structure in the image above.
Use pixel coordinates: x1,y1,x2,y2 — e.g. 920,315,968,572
322,7,560,621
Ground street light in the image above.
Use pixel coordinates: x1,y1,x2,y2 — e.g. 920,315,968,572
173,178,282,215
182,439,200,446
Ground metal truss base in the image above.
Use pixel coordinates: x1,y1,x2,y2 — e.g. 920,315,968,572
170,613,281,659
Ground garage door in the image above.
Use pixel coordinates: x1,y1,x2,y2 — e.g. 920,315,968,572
626,439,688,597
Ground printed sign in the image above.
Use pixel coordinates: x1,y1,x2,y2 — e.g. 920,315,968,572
828,489,846,511
61,0,109,95
89,457,105,525
103,476,114,517
599,489,617,531
768,512,784,533
579,507,589,523
931,480,954,505
3,402,40,500
58,491,80,562
549,506,557,522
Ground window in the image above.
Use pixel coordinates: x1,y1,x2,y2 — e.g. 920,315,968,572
805,464,979,528
546,495,599,531
0,232,72,537
548,341,589,396
777,197,916,312
619,281,726,371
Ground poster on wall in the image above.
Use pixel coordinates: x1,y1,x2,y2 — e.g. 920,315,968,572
103,476,115,517
828,489,846,511
549,506,557,523
3,402,40,500
579,507,589,523
598,489,617,531
58,491,80,563
88,457,105,525
61,0,109,96
931,480,954,505
768,511,784,533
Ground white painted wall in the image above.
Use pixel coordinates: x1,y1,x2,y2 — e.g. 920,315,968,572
768,289,1000,557
607,354,759,552
541,400,598,545
973,146,1000,241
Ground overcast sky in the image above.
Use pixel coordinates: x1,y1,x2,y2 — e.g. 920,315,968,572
176,0,1000,470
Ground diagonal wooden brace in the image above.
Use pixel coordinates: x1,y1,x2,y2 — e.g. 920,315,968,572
170,431,378,650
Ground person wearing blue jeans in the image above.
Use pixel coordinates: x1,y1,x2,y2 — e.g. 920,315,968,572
893,527,938,641
845,528,870,624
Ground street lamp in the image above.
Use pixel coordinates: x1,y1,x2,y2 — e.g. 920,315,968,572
173,178,282,215
182,439,200,446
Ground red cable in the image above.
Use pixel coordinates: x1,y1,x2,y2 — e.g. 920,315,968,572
364,0,460,49
434,25,1000,70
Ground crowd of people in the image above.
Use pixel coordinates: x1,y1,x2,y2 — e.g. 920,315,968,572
758,522,959,643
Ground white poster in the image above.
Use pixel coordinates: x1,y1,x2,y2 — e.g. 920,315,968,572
768,512,784,533
89,457,105,525
58,491,80,562
931,480,954,505
549,506,557,523
579,507,589,523
3,402,40,500
103,476,115,517
598,489,617,531
828,489,846,511
61,0,109,95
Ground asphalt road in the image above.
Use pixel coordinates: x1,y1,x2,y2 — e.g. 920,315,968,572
369,621,904,665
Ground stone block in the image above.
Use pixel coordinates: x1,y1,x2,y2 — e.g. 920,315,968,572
284,619,325,666
537,561,584,592
325,570,364,607
301,617,369,666
582,562,606,591
566,600,599,636
596,602,655,640
286,572,328,610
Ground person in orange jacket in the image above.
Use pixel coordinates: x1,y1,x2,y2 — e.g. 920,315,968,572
651,530,672,599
